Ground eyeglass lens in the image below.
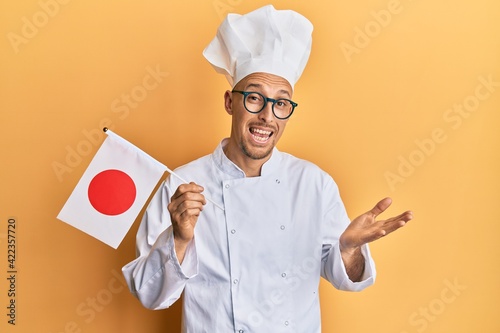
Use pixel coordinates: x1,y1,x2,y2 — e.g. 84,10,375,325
244,92,293,119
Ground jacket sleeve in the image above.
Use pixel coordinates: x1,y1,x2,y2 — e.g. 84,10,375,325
321,241,376,291
121,179,198,310
320,176,376,291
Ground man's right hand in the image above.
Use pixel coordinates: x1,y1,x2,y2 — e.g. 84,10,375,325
167,182,206,263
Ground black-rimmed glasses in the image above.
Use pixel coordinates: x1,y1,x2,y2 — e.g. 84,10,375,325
232,90,298,120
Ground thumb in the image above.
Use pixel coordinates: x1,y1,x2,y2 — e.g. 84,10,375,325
370,197,392,217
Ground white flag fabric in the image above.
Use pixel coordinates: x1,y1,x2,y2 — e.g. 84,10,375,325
57,129,166,249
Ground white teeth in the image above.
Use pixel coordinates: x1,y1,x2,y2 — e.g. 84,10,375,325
253,135,268,142
250,127,273,143
252,128,271,135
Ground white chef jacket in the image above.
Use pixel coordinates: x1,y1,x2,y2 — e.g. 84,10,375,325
122,139,376,333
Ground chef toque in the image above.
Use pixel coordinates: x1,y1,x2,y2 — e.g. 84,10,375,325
203,5,313,90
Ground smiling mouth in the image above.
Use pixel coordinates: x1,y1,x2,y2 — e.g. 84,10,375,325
250,127,273,143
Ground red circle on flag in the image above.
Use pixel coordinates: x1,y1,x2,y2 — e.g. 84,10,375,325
88,169,136,216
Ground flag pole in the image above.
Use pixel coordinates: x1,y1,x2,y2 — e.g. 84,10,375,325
103,128,224,211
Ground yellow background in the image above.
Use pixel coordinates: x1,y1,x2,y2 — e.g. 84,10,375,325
1,0,499,332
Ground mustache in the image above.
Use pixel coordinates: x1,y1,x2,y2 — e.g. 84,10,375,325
248,123,277,132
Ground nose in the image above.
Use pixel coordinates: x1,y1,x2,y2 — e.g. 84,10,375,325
258,101,274,123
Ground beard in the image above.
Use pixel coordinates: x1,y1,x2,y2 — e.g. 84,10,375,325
240,138,274,160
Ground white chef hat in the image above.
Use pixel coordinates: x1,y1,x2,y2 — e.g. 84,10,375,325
203,5,313,90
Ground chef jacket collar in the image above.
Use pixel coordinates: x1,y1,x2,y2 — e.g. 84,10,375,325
214,138,282,178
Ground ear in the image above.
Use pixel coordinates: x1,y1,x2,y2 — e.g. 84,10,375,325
224,90,233,115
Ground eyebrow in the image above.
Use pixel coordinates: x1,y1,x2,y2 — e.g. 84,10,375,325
245,83,291,98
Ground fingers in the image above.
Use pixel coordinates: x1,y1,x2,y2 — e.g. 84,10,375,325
168,182,207,241
369,197,392,217
170,182,205,202
367,198,414,239
379,210,414,236
343,199,414,249
169,183,206,214
397,210,414,223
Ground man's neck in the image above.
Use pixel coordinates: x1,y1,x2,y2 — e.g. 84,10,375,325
223,143,270,177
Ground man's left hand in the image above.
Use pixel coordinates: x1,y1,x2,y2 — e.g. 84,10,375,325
340,197,413,254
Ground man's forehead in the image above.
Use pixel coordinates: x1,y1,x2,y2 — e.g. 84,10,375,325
240,74,293,96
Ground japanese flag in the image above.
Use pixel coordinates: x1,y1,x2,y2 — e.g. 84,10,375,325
57,129,166,249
